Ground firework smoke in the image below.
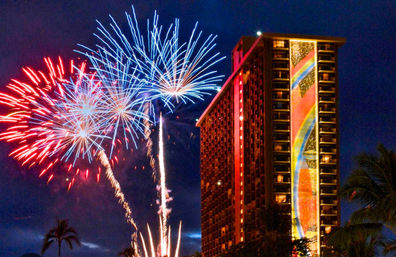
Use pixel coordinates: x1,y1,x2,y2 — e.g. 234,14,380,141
98,149,139,248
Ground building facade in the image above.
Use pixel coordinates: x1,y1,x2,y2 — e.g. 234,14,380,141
197,33,345,256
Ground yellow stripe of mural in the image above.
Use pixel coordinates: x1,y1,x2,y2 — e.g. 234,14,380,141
291,56,315,85
291,103,317,240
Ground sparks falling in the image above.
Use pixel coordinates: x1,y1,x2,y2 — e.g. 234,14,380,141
98,149,139,249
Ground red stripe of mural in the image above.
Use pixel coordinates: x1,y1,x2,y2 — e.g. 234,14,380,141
290,50,315,77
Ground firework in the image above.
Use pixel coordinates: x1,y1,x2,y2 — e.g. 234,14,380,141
77,5,225,111
139,115,182,257
91,53,149,157
0,57,144,248
0,57,107,185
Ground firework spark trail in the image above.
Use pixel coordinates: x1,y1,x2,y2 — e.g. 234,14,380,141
98,149,139,249
143,102,157,181
139,114,182,257
158,114,169,256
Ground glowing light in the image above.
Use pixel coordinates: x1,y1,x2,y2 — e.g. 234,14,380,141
256,30,262,36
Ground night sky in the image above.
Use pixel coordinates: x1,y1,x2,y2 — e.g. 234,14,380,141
0,1,395,256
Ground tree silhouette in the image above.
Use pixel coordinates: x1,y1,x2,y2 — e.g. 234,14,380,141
340,144,396,232
41,219,81,257
118,246,135,257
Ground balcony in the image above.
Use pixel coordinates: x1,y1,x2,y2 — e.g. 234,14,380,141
273,123,290,132
275,194,290,204
272,71,289,82
273,40,289,49
318,64,336,73
319,147,336,154
272,51,289,61
272,102,290,111
272,82,290,90
319,126,336,134
274,155,290,163
319,108,336,114
319,86,336,94
320,199,338,206
320,188,337,196
320,218,338,226
318,54,335,63
272,91,289,101
320,167,337,175
273,143,290,153
319,96,336,104
320,136,337,144
318,43,335,52
319,73,336,84
320,179,337,186
273,165,291,174
320,155,337,165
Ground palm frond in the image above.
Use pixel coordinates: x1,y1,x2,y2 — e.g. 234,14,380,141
41,238,54,254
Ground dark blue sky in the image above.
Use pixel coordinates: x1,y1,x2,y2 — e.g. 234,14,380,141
0,0,395,256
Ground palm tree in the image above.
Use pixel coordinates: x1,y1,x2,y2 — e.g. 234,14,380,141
323,221,383,257
340,144,396,231
191,252,202,257
118,246,135,257
41,219,81,257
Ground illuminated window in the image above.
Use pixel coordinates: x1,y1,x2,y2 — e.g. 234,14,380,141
277,174,284,183
322,155,331,163
325,43,331,50
322,73,329,81
273,40,285,48
221,243,226,250
325,226,332,234
276,194,287,203
273,53,283,58
274,144,282,151
276,91,283,98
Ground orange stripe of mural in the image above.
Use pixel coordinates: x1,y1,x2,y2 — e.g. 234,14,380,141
291,84,316,145
290,50,316,77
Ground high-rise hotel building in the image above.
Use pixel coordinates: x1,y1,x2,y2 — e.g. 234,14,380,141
197,33,345,256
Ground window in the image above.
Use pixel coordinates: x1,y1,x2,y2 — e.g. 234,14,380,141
274,144,283,151
273,40,285,48
276,194,287,203
325,226,332,234
277,174,284,183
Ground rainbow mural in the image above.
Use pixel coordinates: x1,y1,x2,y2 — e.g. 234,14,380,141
290,40,319,256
